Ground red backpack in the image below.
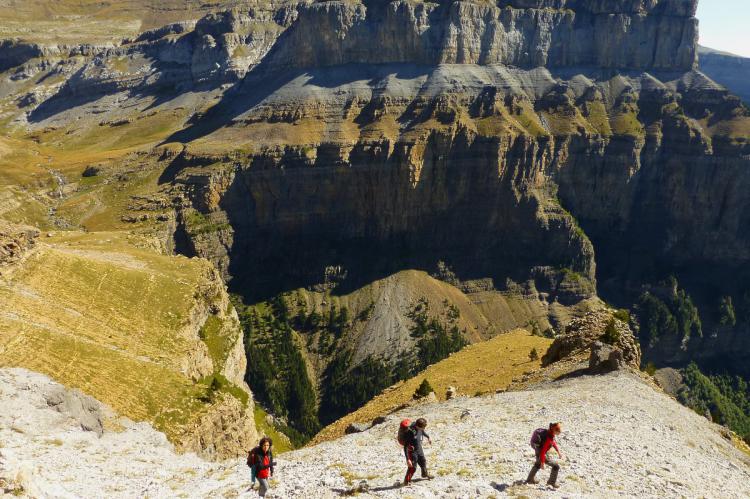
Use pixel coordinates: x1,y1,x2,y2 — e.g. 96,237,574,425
247,446,259,468
397,419,411,446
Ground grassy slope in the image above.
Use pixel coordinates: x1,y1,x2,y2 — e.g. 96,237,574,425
311,329,553,445
0,231,233,441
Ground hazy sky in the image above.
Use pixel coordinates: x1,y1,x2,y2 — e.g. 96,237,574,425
697,0,750,57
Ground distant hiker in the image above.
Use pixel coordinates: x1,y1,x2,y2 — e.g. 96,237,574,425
526,422,564,489
251,437,275,497
398,418,433,485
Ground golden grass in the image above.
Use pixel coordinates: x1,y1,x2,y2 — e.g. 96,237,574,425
310,329,553,445
0,231,228,441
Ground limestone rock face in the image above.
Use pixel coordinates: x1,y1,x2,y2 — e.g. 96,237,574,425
543,309,641,368
269,0,698,71
42,384,104,436
588,340,627,373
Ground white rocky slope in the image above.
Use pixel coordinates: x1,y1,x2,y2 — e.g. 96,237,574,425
1,367,749,499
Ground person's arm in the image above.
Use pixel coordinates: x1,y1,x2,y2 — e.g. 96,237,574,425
539,437,553,467
552,440,562,458
423,430,431,444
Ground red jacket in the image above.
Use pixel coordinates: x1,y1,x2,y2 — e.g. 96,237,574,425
539,433,560,466
255,451,273,479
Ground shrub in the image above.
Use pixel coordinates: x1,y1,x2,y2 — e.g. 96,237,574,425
529,348,539,361
612,309,630,323
679,363,750,439
719,296,737,327
414,379,434,399
601,319,620,345
643,362,657,376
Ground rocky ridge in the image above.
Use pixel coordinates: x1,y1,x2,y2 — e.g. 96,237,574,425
2,366,749,498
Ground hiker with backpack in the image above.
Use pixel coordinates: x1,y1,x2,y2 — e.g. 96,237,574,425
397,418,433,486
247,444,260,489
247,437,275,497
527,422,564,489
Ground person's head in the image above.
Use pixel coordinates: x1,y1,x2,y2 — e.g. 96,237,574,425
259,437,272,453
415,418,427,429
549,422,562,436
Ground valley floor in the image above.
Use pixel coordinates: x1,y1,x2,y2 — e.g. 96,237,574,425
2,368,749,498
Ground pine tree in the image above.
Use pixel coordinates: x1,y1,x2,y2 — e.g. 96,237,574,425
414,378,434,399
529,348,539,361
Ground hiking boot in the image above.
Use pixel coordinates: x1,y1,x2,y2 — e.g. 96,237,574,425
547,483,560,489
526,479,539,485
421,473,434,479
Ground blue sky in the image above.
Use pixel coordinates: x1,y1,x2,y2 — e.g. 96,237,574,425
697,0,750,57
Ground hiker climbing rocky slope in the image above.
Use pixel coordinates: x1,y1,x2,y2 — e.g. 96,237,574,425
2,366,749,498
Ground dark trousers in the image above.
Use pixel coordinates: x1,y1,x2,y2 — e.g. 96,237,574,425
404,447,428,483
527,449,560,486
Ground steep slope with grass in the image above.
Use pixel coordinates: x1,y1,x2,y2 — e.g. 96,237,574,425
234,270,598,443
312,328,553,445
0,230,256,459
3,367,749,498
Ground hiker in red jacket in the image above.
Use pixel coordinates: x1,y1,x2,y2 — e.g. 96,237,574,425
253,437,275,497
526,422,564,489
402,418,433,485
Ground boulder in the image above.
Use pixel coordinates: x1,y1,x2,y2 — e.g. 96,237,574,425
344,422,371,435
43,385,104,436
589,341,627,374
371,416,387,426
446,386,457,400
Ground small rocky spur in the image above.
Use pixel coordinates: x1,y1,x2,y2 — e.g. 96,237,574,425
2,367,750,498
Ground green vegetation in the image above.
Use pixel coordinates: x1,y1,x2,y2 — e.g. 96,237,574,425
321,352,393,426
183,209,230,236
679,363,750,443
601,319,620,345
635,278,702,347
529,348,539,362
407,298,468,369
320,299,467,426
414,379,434,399
719,296,737,327
234,295,320,440
198,315,231,371
253,405,293,454
198,373,249,406
612,309,630,323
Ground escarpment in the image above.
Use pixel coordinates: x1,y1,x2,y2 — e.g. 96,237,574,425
2,0,750,442
154,0,749,372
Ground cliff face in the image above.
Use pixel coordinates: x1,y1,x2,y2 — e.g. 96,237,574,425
1,0,748,388
699,46,750,104
268,0,698,70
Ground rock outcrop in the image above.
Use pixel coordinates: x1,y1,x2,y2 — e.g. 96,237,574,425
543,309,641,368
0,221,38,268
